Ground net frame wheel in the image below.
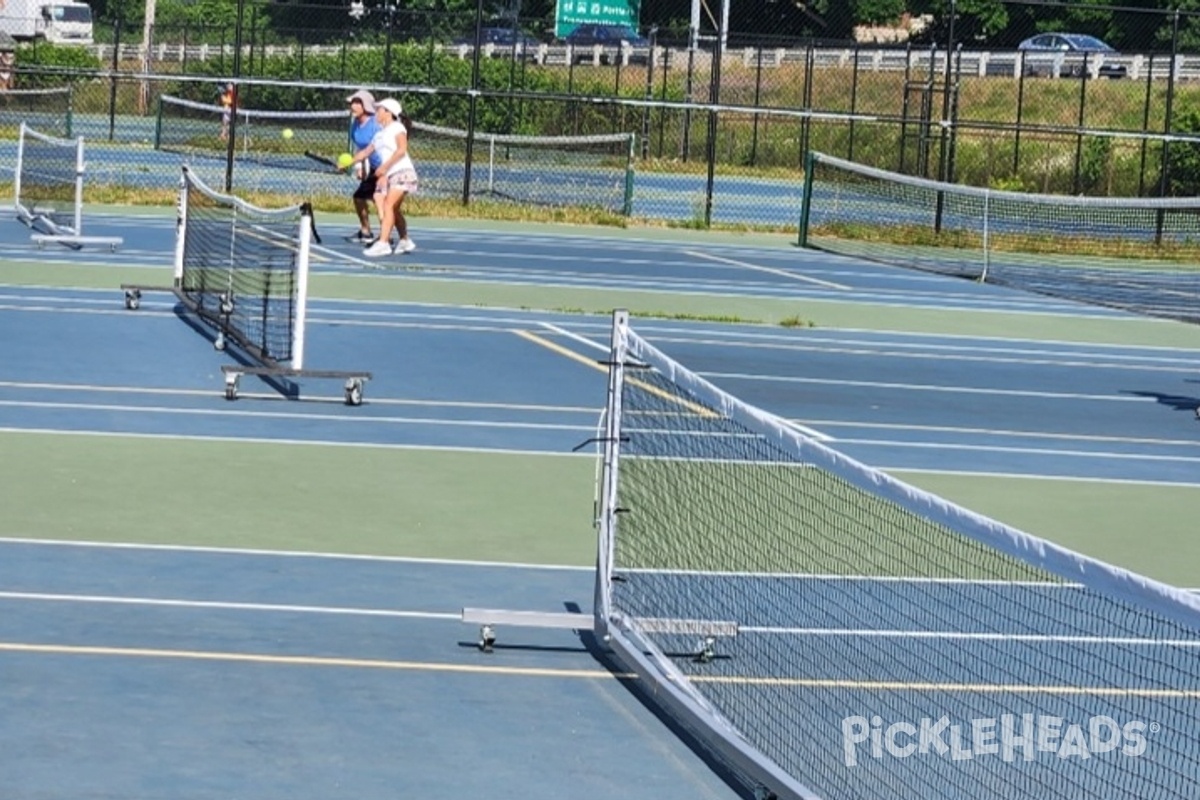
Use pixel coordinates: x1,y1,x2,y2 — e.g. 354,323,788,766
213,332,226,351
693,636,717,664
123,289,141,311
344,377,364,406
224,373,239,401
479,625,496,653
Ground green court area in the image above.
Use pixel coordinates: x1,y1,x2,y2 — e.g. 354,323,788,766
3,215,1200,586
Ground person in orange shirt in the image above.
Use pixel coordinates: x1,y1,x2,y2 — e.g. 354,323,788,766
219,82,236,141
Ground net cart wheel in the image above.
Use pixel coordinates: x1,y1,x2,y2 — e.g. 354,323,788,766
478,625,496,653
344,377,364,406
224,373,239,401
123,289,141,311
214,332,226,351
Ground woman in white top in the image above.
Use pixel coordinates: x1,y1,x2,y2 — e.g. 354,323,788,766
360,97,418,257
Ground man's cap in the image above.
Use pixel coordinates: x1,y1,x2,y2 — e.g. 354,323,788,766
347,89,376,113
378,98,403,117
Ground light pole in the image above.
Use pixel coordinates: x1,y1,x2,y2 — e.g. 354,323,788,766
138,0,155,115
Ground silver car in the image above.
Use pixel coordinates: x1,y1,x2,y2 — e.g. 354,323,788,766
1017,33,1127,79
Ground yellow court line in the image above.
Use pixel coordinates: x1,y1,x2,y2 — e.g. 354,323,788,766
7,642,1180,698
0,641,634,679
512,329,716,418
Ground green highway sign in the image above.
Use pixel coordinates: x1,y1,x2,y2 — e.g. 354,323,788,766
554,0,640,37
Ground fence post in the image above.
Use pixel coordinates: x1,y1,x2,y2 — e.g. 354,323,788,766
641,27,656,161
108,17,121,142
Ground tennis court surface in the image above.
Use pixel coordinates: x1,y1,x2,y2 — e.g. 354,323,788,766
4,193,1200,799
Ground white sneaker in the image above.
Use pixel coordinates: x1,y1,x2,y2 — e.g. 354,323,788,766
363,239,392,257
395,238,417,254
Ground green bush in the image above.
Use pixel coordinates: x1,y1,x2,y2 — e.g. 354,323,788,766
1166,108,1200,197
15,43,102,87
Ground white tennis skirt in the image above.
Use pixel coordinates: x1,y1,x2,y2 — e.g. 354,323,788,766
376,166,419,195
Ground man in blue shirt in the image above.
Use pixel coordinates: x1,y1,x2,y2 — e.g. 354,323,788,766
345,89,382,243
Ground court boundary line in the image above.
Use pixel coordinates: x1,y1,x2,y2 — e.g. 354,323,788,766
0,400,595,432
0,535,592,570
5,426,1195,487
0,379,598,413
687,250,851,290
6,639,1187,697
700,371,1155,402
886,465,1200,489
0,641,630,678
810,418,1200,449
0,590,470,620
845,439,1200,465
648,334,1200,372
0,424,595,455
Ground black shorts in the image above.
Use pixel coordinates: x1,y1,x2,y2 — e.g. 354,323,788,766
352,175,377,201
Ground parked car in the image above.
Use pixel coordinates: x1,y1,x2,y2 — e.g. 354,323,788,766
453,26,542,55
560,24,650,65
1017,33,1127,79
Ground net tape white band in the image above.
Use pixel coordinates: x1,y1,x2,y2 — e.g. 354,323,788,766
181,164,306,221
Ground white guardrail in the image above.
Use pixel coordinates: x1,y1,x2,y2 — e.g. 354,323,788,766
87,42,1200,81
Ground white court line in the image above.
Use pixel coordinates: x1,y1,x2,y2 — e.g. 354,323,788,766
890,465,1200,489
0,379,597,413
0,536,591,570
539,321,607,354
5,593,1191,647
841,439,1200,465
811,418,1200,449
0,399,592,432
701,371,1152,402
535,321,834,442
686,250,851,290
0,426,593,458
0,591,460,620
648,333,1200,372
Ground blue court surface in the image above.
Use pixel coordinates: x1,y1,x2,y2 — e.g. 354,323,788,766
3,202,1200,799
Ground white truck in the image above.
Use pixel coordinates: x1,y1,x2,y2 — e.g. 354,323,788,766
0,0,95,45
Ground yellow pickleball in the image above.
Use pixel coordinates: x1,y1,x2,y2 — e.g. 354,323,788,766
337,153,354,169
281,128,294,140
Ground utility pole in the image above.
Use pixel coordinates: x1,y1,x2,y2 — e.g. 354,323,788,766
138,0,156,115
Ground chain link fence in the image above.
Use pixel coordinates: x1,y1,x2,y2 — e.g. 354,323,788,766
5,1,1200,229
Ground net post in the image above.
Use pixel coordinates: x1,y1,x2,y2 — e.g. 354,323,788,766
622,134,635,217
65,84,73,139
72,136,85,235
14,122,25,213
153,94,164,150
487,134,496,196
797,149,816,247
593,309,630,640
292,204,313,371
980,188,990,283
172,166,189,286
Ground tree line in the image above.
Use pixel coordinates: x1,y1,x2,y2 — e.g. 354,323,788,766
84,0,1200,52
